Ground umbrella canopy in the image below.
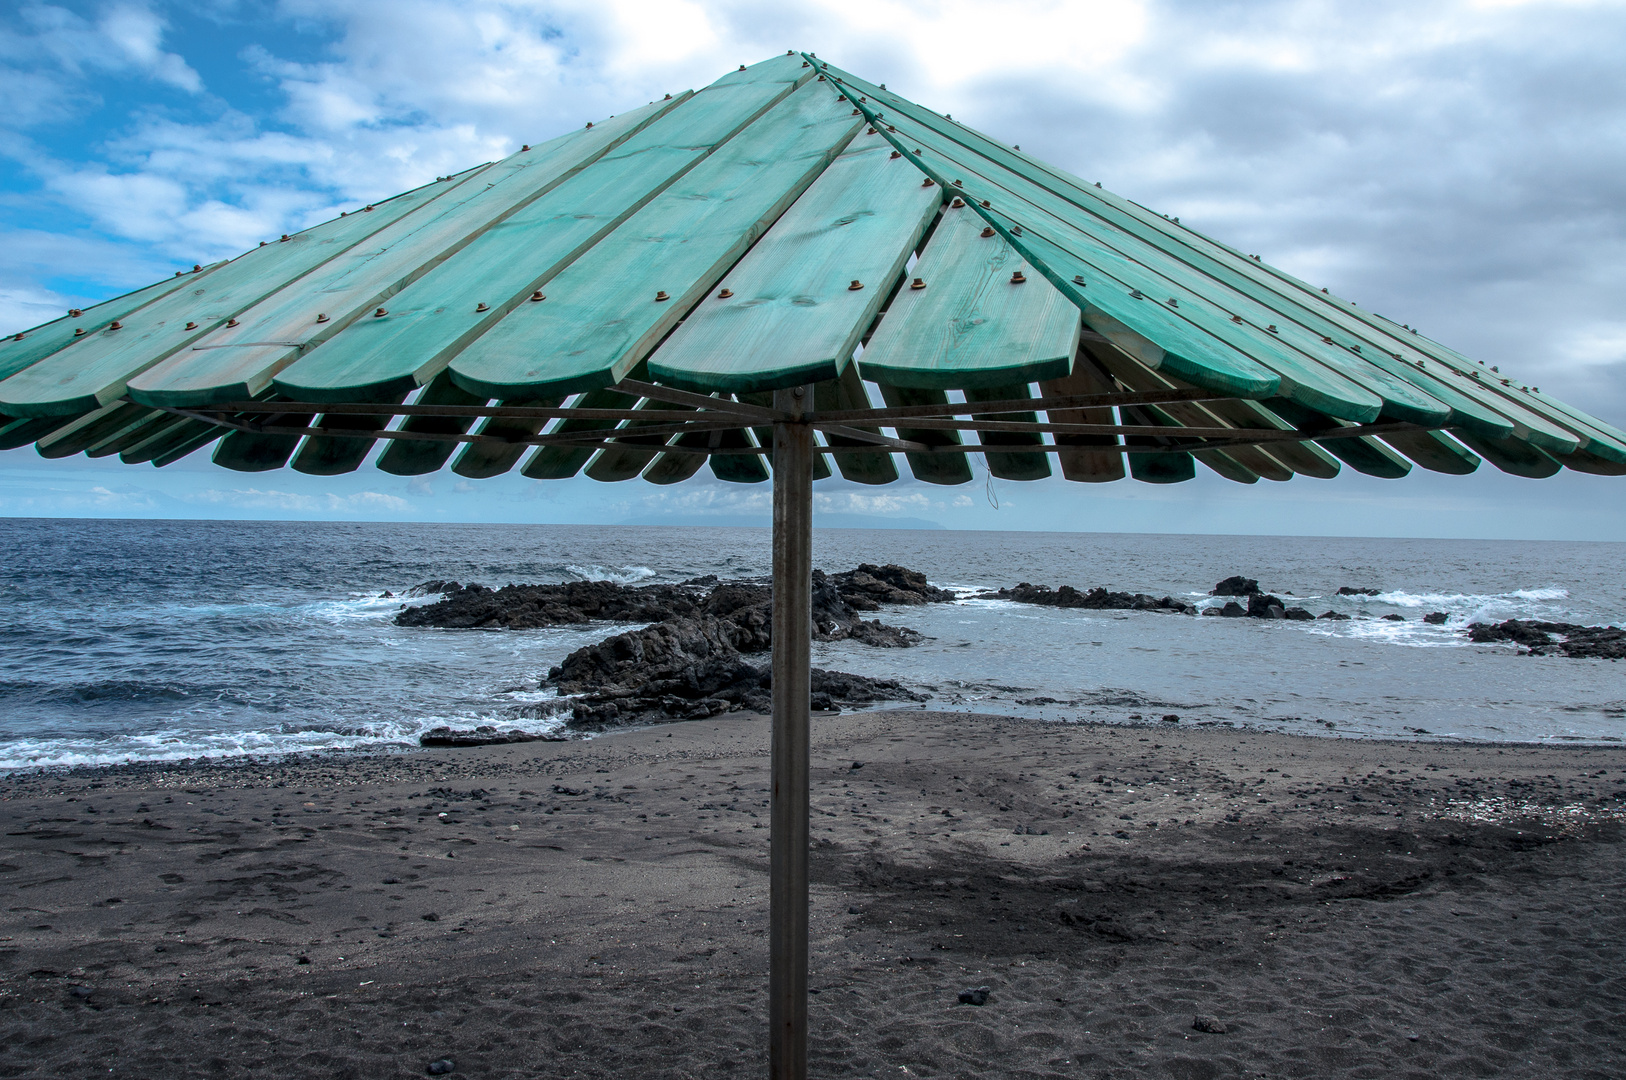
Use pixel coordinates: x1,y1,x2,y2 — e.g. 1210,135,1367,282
4,49,1620,1080
2,50,1620,481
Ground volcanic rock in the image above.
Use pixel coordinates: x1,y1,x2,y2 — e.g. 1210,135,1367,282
1210,576,1260,597
1337,586,1382,596
1465,619,1626,659
976,583,1196,614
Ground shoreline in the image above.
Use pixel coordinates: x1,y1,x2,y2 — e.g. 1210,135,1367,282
2,710,1622,1078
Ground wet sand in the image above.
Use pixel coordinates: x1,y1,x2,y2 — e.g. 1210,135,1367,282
1,711,1623,1079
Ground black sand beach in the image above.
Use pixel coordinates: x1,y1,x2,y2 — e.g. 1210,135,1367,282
2,712,1622,1079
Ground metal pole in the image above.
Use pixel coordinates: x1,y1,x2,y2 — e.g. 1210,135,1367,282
769,385,814,1080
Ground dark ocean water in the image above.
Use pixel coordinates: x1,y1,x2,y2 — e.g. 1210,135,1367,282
0,518,1621,769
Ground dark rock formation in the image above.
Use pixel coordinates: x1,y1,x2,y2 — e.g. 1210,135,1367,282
1337,586,1382,596
1319,611,1351,621
1211,576,1260,597
975,583,1196,614
1465,620,1626,659
1423,611,1449,625
1284,607,1315,621
1382,613,1406,622
397,565,952,729
418,726,564,747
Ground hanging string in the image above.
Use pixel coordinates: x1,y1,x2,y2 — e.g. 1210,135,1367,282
984,456,999,509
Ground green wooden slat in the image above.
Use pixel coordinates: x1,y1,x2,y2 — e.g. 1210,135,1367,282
286,62,817,403
151,426,225,467
1520,385,1626,464
1467,431,1565,478
123,101,680,412
122,418,216,465
213,406,312,472
875,383,973,485
1454,432,1561,478
1380,430,1481,475
35,402,157,458
1120,404,1196,483
707,424,770,484
375,372,489,476
0,414,83,451
292,393,406,475
0,173,476,418
0,267,218,384
520,387,639,480
1038,354,1124,483
859,203,1078,390
646,131,942,392
1551,447,1626,476
447,80,859,401
643,425,713,485
965,384,1050,481
814,364,898,484
87,412,183,458
819,64,1556,444
452,397,563,478
586,398,694,482
1266,397,1412,478
843,114,1389,424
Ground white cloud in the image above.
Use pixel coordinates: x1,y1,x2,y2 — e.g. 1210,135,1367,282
186,487,412,513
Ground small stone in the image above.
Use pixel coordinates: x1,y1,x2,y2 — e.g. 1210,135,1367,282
422,913,440,922
1161,714,1179,722
427,1059,456,1075
69,985,93,999
1192,1014,1227,1034
848,906,862,915
958,986,990,1006
850,761,864,770
1406,1033,1421,1041
1382,613,1405,622
296,956,310,965
1423,611,1448,625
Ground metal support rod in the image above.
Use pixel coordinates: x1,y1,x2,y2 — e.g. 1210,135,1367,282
769,384,814,1080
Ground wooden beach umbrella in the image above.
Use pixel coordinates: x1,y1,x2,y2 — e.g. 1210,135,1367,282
4,50,1622,1078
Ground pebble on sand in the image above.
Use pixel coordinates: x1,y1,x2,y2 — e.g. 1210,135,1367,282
1192,1015,1228,1034
427,1059,455,1075
958,986,991,1006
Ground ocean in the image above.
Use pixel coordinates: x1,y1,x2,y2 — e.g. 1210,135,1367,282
0,517,1621,770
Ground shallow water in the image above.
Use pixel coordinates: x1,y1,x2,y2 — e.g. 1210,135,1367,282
0,518,1620,769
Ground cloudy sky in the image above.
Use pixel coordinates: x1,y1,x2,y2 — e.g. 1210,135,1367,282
2,0,1623,537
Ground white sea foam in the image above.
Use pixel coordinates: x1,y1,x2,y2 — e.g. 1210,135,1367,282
565,564,656,584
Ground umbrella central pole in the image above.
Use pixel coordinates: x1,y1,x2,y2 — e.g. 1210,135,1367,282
769,385,814,1080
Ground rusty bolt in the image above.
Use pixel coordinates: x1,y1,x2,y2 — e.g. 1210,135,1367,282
74,328,86,336
69,308,83,317
192,264,201,273
817,75,825,81
1267,325,1279,333
887,125,896,132
802,61,810,68
108,320,122,330
866,127,875,134
1231,315,1243,323
1072,275,1086,285
848,280,864,291
920,178,934,187
530,290,546,302
717,289,733,299
852,109,860,115
664,93,672,99
655,291,669,302
738,64,746,71
910,278,926,290
1010,272,1026,284
373,308,387,317
175,270,184,277
950,197,964,208
364,205,374,212
476,303,490,312
185,322,198,330
521,144,530,152
280,234,290,242
980,227,995,238
889,151,901,159
226,318,240,327
585,121,593,128
980,200,990,208
259,241,267,246
1166,298,1178,307
316,313,330,323
11,332,22,341
1012,226,1022,235
952,179,962,187
1130,290,1144,300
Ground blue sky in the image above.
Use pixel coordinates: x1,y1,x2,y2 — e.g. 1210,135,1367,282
2,0,1624,536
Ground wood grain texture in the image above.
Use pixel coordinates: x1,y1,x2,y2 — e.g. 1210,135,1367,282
858,202,1078,390
965,383,1050,481
0,268,213,385
1379,430,1481,475
0,173,464,418
646,129,941,392
452,397,564,478
447,79,856,400
1038,352,1124,483
285,67,819,403
375,372,489,476
813,364,898,484
125,98,679,410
